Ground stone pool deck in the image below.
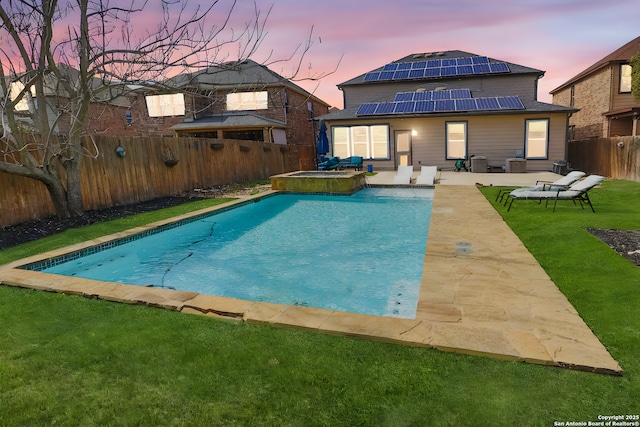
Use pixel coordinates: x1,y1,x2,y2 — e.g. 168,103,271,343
0,173,622,375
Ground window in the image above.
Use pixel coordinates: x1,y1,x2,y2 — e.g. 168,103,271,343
227,91,268,110
570,85,575,107
620,64,632,93
331,125,389,159
145,94,186,117
446,121,467,159
525,119,549,159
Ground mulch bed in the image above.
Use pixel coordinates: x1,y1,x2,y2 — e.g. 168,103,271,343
587,228,640,266
0,196,196,250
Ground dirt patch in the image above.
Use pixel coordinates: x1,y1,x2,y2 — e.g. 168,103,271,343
0,183,271,250
587,228,640,266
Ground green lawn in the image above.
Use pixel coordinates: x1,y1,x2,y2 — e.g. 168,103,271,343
1,181,639,426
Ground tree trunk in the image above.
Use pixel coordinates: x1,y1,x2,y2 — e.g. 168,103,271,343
65,155,84,217
41,175,72,218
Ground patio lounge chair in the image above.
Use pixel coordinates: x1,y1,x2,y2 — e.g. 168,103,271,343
415,166,438,185
338,156,363,171
495,170,587,204
507,175,605,212
393,165,414,184
317,157,340,171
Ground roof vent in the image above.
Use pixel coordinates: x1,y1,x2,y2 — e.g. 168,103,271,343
435,86,447,91
424,52,433,57
435,52,445,56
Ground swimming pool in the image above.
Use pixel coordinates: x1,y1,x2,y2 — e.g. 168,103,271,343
36,187,433,318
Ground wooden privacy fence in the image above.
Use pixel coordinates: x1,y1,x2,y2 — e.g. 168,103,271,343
568,136,640,182
0,136,314,228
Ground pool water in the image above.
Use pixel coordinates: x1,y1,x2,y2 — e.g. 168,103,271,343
42,187,434,318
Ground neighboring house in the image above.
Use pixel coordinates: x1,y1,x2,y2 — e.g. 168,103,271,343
3,60,331,146
162,59,331,146
551,36,640,140
318,50,576,172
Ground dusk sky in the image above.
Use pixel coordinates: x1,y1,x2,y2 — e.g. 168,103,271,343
216,0,639,109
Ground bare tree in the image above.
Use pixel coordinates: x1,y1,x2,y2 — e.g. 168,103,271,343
0,0,331,218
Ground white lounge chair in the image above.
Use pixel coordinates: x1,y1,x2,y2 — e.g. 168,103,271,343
496,170,586,204
507,175,605,212
393,165,414,184
415,166,438,185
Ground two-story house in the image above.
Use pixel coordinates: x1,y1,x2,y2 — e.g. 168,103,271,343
318,50,576,172
3,60,331,147
550,36,640,140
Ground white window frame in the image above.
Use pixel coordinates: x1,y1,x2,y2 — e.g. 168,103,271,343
524,119,549,159
331,124,390,160
445,121,467,160
620,64,632,93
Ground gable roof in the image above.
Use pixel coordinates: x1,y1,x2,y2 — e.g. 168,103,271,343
165,59,329,106
550,36,640,94
339,50,544,87
319,50,572,121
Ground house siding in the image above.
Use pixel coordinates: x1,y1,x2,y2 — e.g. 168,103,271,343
328,112,567,171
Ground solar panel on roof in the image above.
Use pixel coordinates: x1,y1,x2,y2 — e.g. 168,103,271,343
432,90,451,100
364,72,381,82
424,68,441,77
456,65,473,75
497,96,524,109
379,71,395,80
472,64,491,74
450,89,472,99
397,63,412,70
383,63,399,71
456,57,473,65
394,70,410,79
472,56,489,64
475,97,501,109
455,98,477,111
414,91,432,101
409,69,425,79
441,59,456,67
375,102,396,114
395,101,416,113
394,92,414,102
412,61,427,69
356,103,379,115
434,99,456,111
426,59,441,68
441,67,457,76
415,100,436,112
490,62,510,73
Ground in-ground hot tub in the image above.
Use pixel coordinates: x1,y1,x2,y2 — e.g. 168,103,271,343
270,170,366,194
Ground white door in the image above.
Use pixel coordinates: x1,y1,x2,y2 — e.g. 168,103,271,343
395,131,412,167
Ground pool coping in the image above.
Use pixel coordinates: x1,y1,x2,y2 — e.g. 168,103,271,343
0,187,622,375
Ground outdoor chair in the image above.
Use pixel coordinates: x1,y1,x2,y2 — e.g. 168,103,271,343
338,156,363,171
393,165,414,184
317,157,341,171
495,170,586,204
507,175,605,212
415,166,438,185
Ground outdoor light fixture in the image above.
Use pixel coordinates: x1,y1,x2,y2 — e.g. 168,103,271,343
412,130,418,136
617,140,624,148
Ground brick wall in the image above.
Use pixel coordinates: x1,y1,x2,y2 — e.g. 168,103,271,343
553,67,612,140
79,86,329,145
